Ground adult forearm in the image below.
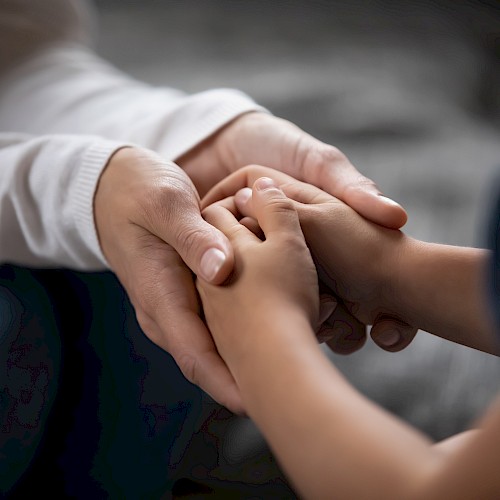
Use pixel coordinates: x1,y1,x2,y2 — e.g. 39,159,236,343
0,134,124,269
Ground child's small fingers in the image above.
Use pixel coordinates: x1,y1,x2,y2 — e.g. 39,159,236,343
202,165,291,208
205,194,240,217
202,204,259,246
251,177,302,239
235,187,254,217
239,216,263,238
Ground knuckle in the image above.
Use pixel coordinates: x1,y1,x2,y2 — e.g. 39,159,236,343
135,310,155,336
277,230,307,254
134,307,166,348
343,176,379,195
302,144,347,184
239,164,258,176
303,144,383,198
175,224,211,258
288,135,307,168
134,293,155,320
226,222,250,242
264,197,299,225
137,176,196,229
321,144,347,164
175,351,199,385
265,193,294,211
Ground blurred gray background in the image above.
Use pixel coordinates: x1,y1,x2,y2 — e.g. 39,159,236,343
92,0,500,492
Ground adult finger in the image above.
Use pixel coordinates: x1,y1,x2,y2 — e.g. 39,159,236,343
297,141,408,229
94,148,245,411
221,154,407,230
119,230,245,414
316,294,339,338
227,114,408,228
370,317,418,352
324,302,367,355
141,173,236,286
97,148,236,286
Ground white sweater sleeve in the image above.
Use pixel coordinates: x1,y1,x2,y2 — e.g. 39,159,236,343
0,0,266,271
0,134,125,269
0,0,266,160
0,44,266,161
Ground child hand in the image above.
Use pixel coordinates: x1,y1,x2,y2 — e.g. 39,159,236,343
202,165,418,353
196,177,319,368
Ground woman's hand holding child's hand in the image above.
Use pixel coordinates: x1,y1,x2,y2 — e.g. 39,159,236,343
202,165,418,354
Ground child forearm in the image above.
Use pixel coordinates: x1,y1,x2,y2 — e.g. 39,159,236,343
231,310,439,500
394,239,498,355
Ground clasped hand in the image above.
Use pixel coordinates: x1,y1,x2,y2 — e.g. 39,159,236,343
201,166,418,361
94,113,413,414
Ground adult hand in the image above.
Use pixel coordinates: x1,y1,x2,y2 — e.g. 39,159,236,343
179,112,411,353
178,112,408,229
94,147,244,412
201,165,418,354
92,147,347,414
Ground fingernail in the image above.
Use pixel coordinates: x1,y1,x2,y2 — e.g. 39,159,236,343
319,298,338,324
379,195,402,208
200,248,226,282
236,187,252,205
376,329,401,347
255,177,276,191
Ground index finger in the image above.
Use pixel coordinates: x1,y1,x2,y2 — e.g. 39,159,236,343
202,202,261,250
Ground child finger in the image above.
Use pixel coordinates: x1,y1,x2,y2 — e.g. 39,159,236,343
202,165,289,208
202,165,330,210
202,203,259,246
205,194,240,218
235,187,254,217
251,177,303,239
239,216,263,238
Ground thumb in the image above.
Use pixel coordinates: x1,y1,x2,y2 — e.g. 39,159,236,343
147,190,234,284
173,215,234,285
252,177,302,239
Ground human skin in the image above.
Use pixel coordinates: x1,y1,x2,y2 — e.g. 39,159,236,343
202,165,498,355
94,113,413,413
197,177,500,499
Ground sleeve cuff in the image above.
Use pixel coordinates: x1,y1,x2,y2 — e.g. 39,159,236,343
72,141,130,269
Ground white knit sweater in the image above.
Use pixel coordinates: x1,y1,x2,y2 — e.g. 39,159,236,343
0,0,263,269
